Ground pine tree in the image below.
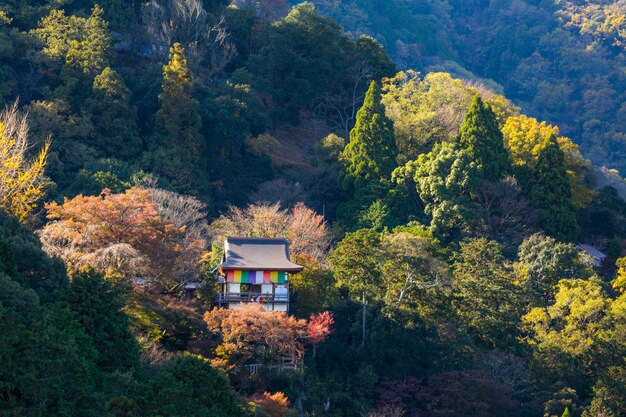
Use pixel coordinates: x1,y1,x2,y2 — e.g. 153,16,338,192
156,42,202,155
529,134,579,241
340,80,398,193
458,94,510,180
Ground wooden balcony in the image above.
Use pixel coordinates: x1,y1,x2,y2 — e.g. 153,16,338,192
243,357,302,374
218,292,289,303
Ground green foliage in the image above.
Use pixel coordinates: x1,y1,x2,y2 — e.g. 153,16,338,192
528,135,579,242
4,1,626,415
242,2,394,122
0,209,68,301
86,67,141,159
340,80,397,192
458,94,511,181
156,43,201,151
0,213,101,416
543,387,580,417
329,228,383,303
339,80,398,226
65,269,139,372
289,260,338,318
452,238,522,349
33,5,111,76
516,233,590,306
394,142,482,241
580,186,626,241
522,278,610,392
305,0,626,174
382,71,518,164
583,368,626,417
380,231,449,307
140,354,243,417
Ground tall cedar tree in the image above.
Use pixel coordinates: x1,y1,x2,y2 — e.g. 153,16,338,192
458,94,510,181
341,81,397,192
529,135,579,241
156,43,202,155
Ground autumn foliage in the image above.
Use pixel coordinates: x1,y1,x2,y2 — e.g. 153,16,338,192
307,311,335,355
210,202,331,262
39,187,207,286
248,391,290,417
0,103,49,222
204,304,307,370
204,304,334,370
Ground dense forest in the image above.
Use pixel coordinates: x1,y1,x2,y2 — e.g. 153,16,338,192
2,0,626,416
306,0,626,175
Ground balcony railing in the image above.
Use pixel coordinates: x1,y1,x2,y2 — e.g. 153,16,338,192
218,292,289,303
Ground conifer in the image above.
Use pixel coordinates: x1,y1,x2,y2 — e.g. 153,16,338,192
87,67,141,159
529,134,579,241
458,94,510,180
156,43,201,154
340,80,398,194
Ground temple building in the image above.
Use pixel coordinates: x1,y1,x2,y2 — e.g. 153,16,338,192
216,237,304,311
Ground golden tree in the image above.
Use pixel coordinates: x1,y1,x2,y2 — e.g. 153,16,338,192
0,102,49,221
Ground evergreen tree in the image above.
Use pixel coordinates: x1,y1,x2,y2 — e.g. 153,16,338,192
141,354,243,417
394,142,482,241
339,81,398,225
145,43,207,194
529,135,579,241
341,80,397,192
87,67,141,159
156,42,202,154
458,94,510,180
65,269,139,373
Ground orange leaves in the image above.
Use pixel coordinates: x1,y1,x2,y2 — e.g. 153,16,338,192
204,304,308,367
204,305,334,369
39,187,207,285
248,391,290,417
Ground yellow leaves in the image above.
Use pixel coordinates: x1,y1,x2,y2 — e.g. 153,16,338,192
522,278,609,357
503,114,593,208
0,11,12,26
503,114,559,167
34,6,111,75
0,105,50,222
162,43,192,94
612,257,626,293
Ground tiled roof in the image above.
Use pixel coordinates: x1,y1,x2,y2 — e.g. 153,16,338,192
221,237,304,272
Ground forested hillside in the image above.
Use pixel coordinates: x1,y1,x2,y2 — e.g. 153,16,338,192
2,0,626,416
304,0,626,174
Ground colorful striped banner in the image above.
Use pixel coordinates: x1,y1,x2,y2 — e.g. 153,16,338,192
226,270,287,284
